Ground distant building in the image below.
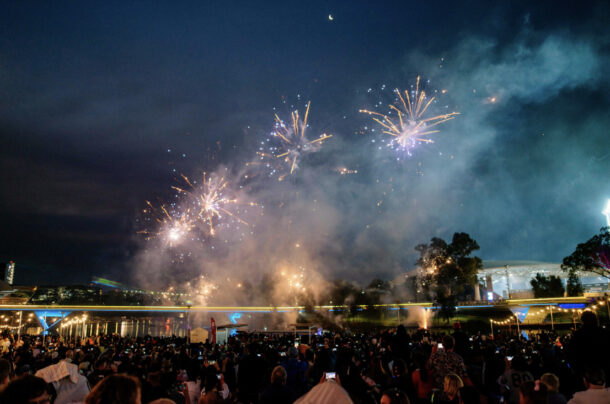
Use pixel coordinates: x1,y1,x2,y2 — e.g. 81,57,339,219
29,285,102,305
0,261,15,285
396,260,609,301
479,260,608,299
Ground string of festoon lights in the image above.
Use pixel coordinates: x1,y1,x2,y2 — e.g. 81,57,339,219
60,314,88,329
0,324,26,330
490,295,610,326
0,312,36,330
490,313,520,326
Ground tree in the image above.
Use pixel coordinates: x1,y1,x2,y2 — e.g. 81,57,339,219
367,278,390,291
562,227,610,279
436,294,458,323
404,275,422,301
415,232,483,322
530,273,565,298
352,287,379,313
365,278,390,306
566,270,584,296
324,279,358,308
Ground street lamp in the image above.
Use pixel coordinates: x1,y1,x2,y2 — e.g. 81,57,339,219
603,199,610,226
186,304,192,344
504,265,511,299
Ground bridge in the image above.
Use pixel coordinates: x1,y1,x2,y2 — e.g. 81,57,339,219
0,296,597,335
0,296,591,313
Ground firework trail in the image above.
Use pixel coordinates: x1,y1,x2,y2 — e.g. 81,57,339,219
258,101,332,180
360,77,458,154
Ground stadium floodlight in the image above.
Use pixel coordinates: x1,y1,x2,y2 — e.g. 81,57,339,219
603,199,610,227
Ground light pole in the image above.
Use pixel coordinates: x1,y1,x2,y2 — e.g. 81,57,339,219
602,199,610,227
504,265,511,299
308,325,316,344
186,304,191,345
17,311,22,343
396,303,400,325
572,311,577,328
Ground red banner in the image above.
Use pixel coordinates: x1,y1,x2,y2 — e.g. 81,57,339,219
211,317,216,344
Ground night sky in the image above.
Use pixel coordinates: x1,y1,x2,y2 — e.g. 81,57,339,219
1,1,609,287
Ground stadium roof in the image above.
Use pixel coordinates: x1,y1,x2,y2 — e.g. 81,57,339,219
482,260,559,269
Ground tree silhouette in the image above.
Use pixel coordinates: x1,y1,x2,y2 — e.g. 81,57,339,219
530,273,564,297
562,227,610,280
415,232,482,322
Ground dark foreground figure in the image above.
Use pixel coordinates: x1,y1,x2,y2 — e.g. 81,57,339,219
0,311,609,404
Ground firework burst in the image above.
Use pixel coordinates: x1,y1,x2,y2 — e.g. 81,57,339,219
275,265,309,305
185,276,218,305
259,101,332,180
360,77,459,154
280,267,307,294
172,172,256,236
138,201,195,246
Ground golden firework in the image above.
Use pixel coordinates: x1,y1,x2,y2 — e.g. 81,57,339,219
360,77,458,152
138,201,194,246
272,101,332,176
172,172,255,236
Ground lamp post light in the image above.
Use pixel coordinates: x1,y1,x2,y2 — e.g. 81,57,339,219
186,304,192,345
602,199,610,226
17,311,22,342
308,325,316,344
396,303,401,325
504,265,511,299
572,311,577,328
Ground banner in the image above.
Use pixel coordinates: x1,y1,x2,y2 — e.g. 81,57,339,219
211,317,216,344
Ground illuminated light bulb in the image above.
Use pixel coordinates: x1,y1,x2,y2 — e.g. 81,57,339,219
603,199,610,226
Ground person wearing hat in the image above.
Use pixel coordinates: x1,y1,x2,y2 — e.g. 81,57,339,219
568,367,610,404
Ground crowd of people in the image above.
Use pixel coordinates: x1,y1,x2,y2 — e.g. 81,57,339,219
0,310,608,404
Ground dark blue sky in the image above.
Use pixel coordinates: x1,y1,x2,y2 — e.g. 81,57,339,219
1,1,608,286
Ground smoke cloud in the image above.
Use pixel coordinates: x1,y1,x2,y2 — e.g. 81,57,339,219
127,27,607,315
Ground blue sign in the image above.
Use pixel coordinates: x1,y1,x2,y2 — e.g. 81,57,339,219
229,312,242,324
558,303,586,309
